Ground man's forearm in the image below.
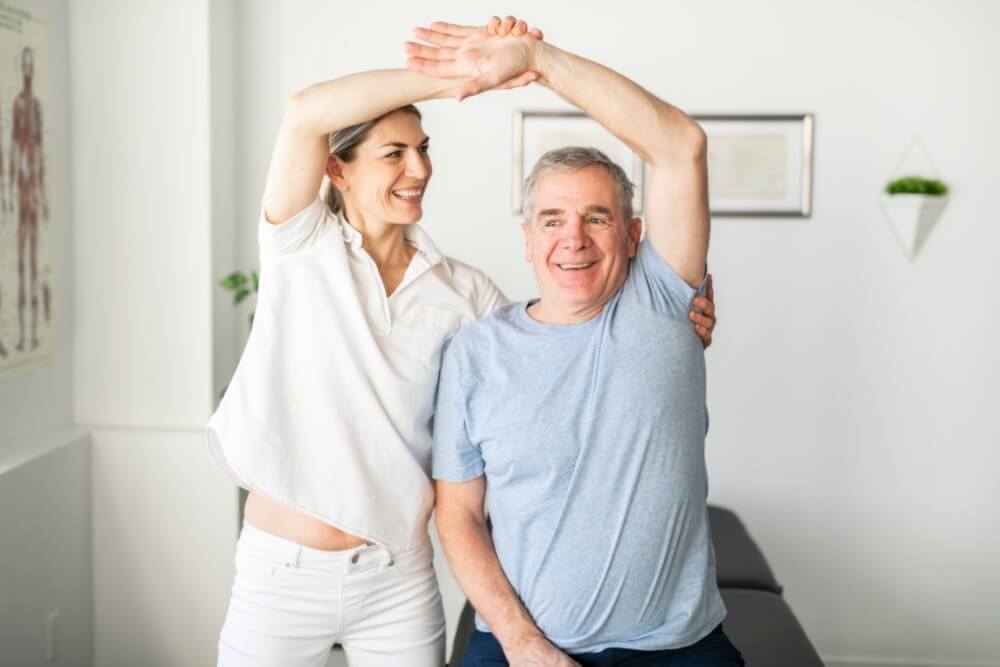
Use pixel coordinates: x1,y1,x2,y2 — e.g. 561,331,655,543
436,508,542,649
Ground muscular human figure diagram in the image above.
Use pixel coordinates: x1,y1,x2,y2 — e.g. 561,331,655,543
0,123,6,358
9,46,48,352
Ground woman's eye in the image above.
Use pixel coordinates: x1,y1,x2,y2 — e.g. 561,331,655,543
419,144,430,154
385,151,401,158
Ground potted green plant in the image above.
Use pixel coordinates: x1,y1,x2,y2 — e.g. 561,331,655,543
879,176,949,260
220,269,259,328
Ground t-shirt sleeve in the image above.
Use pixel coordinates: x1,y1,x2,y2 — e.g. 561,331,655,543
432,337,485,482
257,196,330,257
630,238,707,320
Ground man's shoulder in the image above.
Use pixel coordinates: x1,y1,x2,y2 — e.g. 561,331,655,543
446,301,522,355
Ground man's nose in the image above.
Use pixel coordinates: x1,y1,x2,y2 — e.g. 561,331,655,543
560,219,590,249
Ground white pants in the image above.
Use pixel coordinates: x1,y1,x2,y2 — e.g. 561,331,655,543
218,523,445,667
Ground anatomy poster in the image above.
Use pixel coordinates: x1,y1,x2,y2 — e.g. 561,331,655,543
0,2,52,372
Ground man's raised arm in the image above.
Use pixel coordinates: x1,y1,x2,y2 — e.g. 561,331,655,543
406,23,709,287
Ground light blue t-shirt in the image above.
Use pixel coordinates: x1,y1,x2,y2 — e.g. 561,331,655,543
432,239,725,653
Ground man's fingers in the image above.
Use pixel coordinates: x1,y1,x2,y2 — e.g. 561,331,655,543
428,21,479,37
413,26,465,48
513,19,528,36
706,273,714,301
487,16,500,34
406,56,461,78
498,15,516,35
529,27,544,40
403,41,456,61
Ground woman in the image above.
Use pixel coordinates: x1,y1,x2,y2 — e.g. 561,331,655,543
208,17,718,667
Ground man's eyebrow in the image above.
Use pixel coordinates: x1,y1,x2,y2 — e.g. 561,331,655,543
537,208,564,217
583,205,614,216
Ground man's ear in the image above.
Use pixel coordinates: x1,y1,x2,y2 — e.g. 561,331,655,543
627,217,642,257
521,220,532,263
326,155,348,191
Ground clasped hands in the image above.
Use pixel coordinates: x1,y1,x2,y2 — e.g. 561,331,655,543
404,15,544,101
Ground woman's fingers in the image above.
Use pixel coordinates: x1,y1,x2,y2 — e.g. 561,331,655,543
498,15,516,35
691,296,715,319
688,310,715,330
495,70,539,90
529,27,544,40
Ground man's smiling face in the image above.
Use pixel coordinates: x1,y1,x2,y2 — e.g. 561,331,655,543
522,165,641,324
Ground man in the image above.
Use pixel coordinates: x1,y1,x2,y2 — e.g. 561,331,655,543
410,20,743,667
10,45,48,352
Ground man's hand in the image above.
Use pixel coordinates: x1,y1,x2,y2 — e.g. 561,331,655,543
405,18,543,101
505,633,580,667
689,273,716,348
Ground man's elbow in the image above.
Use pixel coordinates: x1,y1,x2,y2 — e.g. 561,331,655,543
651,117,707,167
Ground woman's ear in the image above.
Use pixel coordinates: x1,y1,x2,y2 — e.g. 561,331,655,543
326,154,349,191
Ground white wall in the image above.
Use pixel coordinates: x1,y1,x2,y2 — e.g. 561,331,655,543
70,0,239,664
0,431,92,667
0,1,94,665
232,1,1000,665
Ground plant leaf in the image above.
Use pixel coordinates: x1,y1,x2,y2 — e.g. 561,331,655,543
234,288,251,304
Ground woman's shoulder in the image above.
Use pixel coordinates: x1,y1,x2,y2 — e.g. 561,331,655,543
436,255,509,318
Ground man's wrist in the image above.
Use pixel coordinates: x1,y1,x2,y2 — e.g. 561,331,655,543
528,39,558,87
494,618,546,651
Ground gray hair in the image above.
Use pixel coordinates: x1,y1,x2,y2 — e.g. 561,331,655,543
522,146,635,221
321,105,422,215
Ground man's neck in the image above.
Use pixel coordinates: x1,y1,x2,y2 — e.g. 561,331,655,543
526,299,606,326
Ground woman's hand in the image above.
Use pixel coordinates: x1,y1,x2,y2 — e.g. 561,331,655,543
405,17,544,100
689,274,717,348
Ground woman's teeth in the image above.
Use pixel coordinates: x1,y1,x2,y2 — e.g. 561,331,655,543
393,189,423,201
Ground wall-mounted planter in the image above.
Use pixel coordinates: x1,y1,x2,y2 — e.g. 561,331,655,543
879,194,948,261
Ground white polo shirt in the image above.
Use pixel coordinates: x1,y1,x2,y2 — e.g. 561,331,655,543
207,197,506,551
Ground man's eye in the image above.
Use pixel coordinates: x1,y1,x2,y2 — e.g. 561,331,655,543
588,217,606,225
543,219,559,227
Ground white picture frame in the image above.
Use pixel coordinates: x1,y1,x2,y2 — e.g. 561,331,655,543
696,113,814,217
513,110,814,218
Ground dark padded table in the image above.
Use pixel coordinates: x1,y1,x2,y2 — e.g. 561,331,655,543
721,588,824,666
708,505,782,594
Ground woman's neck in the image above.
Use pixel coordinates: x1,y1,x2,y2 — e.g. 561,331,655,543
342,204,417,297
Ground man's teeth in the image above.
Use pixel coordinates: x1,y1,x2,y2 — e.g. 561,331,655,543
558,262,595,270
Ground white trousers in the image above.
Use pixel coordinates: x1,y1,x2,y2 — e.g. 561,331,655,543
218,523,445,667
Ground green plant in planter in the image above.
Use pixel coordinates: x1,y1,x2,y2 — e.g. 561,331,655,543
886,176,948,196
220,269,259,328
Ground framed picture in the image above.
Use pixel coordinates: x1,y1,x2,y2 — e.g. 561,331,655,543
512,110,814,218
512,110,644,215
696,114,814,217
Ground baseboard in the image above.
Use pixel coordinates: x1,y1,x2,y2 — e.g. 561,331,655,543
825,656,1000,667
